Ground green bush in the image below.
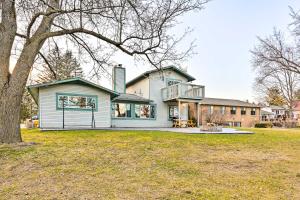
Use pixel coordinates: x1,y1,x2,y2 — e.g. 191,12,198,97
255,122,273,128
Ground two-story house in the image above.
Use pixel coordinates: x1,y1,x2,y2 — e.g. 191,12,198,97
28,65,205,129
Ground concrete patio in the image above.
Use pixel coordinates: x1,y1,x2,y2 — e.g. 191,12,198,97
41,127,253,134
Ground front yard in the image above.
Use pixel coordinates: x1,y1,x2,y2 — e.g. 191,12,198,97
0,128,300,199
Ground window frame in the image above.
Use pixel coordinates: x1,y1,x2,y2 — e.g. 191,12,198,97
251,108,256,116
134,104,156,120
111,103,157,120
241,107,246,115
230,106,236,115
112,103,132,118
168,105,179,120
166,78,182,87
56,93,98,111
220,106,226,115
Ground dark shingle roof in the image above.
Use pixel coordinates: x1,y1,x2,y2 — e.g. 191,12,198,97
126,66,195,87
200,97,260,108
112,93,153,103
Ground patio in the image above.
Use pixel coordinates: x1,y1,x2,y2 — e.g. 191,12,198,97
41,127,253,134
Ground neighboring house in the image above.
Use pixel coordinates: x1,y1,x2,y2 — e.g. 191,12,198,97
198,98,261,127
260,105,288,122
28,65,205,129
292,100,300,124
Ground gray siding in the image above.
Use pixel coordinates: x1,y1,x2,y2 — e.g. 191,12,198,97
39,84,111,129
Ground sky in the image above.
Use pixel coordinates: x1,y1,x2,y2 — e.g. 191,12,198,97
101,0,300,102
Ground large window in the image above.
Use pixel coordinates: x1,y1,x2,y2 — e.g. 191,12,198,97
112,103,132,118
168,106,179,120
230,107,236,115
57,94,97,110
135,104,156,119
241,107,246,115
166,79,182,86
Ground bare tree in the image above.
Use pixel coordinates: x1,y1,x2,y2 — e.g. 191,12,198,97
251,30,300,114
0,0,209,143
37,48,83,83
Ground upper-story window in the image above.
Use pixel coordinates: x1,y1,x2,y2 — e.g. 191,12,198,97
241,107,246,115
57,93,97,110
166,79,182,86
208,106,214,114
230,107,236,115
220,106,226,115
251,108,256,115
112,103,132,118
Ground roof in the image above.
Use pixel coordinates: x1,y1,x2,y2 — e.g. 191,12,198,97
27,77,119,104
261,110,274,115
112,93,153,103
126,66,196,87
268,105,286,110
200,97,260,108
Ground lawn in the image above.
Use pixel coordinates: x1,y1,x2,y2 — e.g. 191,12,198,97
0,128,300,199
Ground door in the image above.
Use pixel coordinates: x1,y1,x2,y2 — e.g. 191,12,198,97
180,103,188,120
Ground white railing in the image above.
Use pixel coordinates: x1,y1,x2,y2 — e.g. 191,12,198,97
161,83,205,101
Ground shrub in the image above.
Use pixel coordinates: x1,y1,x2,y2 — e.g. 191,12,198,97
255,122,273,128
284,122,298,128
272,122,283,127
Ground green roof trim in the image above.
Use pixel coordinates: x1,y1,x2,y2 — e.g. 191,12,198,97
126,66,196,87
27,77,119,105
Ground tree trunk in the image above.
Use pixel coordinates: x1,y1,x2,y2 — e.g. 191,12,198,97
0,87,23,143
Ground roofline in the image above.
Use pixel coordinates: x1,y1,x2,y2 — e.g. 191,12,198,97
126,66,196,87
27,77,119,97
200,97,261,108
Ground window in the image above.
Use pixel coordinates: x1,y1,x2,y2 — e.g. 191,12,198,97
166,79,181,86
208,106,214,114
241,107,246,115
112,103,132,118
251,108,256,115
230,107,236,115
57,94,97,110
168,106,179,119
135,104,156,119
220,106,226,115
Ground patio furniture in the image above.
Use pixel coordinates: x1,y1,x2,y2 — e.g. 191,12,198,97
173,119,188,128
173,119,181,128
187,120,196,127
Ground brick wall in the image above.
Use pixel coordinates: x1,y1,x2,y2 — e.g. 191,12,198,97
199,105,260,127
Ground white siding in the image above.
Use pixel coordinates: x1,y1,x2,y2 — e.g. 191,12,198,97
126,77,150,98
113,69,189,127
39,84,111,129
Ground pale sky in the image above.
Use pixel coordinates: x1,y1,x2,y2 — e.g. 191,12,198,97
100,0,300,102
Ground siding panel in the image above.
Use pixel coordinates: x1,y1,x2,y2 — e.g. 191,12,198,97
39,84,111,129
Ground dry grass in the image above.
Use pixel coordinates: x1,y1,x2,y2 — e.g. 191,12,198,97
0,128,300,199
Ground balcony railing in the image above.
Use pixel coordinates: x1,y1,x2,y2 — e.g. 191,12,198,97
161,83,205,101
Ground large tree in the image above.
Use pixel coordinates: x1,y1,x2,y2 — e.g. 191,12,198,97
0,0,208,143
251,9,300,75
252,30,300,112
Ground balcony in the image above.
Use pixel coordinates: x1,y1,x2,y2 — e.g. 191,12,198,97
161,83,205,101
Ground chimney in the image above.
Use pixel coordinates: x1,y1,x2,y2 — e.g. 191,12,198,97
112,64,126,93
